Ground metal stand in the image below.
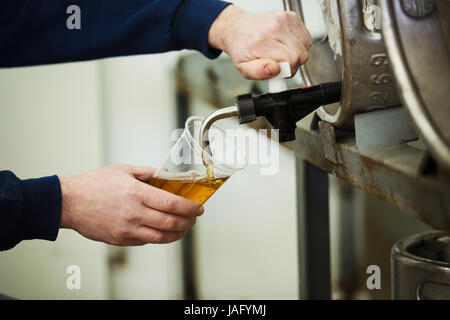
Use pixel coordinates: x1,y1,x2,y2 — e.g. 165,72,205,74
332,177,359,299
296,160,331,299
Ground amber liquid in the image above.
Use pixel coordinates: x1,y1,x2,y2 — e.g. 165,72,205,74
150,172,229,205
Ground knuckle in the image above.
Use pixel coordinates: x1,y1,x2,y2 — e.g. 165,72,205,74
275,11,288,23
112,225,129,243
163,216,177,230
126,210,140,225
291,53,301,67
256,67,268,80
305,36,313,49
125,181,139,198
268,19,282,33
301,50,310,64
287,11,298,19
160,196,176,212
252,35,265,49
152,231,164,244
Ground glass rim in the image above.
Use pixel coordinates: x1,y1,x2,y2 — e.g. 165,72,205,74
183,115,247,174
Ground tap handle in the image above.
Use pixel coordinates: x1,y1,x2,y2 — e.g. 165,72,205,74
267,61,291,93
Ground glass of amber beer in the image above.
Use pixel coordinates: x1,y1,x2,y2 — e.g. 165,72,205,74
150,116,247,205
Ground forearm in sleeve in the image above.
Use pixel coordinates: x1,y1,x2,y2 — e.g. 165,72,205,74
0,0,231,67
0,171,61,251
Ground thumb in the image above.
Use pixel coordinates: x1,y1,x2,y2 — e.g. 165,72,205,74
236,59,281,80
130,165,157,182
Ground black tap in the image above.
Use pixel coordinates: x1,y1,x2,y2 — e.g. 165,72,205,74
235,82,342,142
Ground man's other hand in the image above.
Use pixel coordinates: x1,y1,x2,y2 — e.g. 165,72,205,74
59,165,203,246
209,5,313,80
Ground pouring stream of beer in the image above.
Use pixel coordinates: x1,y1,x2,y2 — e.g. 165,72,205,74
200,105,239,178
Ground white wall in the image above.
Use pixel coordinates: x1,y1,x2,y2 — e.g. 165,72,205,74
99,53,183,299
0,62,108,299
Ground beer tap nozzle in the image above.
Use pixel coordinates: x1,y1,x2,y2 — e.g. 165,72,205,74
235,81,342,142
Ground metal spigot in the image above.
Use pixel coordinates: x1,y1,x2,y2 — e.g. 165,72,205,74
200,105,238,164
199,62,342,163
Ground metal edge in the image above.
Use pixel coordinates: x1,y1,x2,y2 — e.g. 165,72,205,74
380,0,450,170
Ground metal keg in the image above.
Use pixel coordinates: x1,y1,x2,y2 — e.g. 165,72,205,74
391,231,450,300
284,0,400,128
380,0,450,170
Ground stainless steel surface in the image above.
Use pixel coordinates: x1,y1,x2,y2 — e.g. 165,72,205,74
318,121,341,165
294,116,450,231
199,105,238,164
354,107,418,152
380,0,450,170
400,0,435,18
288,0,400,127
436,0,450,53
392,231,450,299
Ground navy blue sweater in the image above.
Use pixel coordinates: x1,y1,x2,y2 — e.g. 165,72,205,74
0,0,230,250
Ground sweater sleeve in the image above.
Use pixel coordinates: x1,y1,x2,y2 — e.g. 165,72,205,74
0,0,231,68
0,171,62,251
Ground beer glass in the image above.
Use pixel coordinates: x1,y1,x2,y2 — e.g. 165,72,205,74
150,116,247,204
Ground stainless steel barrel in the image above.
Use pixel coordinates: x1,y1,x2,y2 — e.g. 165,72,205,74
285,0,400,128
380,0,450,170
391,231,450,300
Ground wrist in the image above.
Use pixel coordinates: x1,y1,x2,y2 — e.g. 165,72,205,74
59,175,74,229
208,5,245,52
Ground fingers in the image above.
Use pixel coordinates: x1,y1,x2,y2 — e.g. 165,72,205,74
140,208,196,232
130,166,157,182
135,226,188,244
266,13,310,73
237,58,281,80
274,37,309,73
286,11,313,49
280,31,309,59
243,39,308,77
138,182,204,218
230,10,312,80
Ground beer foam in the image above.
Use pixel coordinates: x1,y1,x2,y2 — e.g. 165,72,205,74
154,170,229,180
154,170,206,181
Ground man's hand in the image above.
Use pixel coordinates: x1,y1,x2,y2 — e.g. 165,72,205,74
209,5,313,80
59,164,203,246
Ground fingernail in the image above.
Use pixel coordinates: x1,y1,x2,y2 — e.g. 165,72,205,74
265,64,276,76
198,206,204,215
